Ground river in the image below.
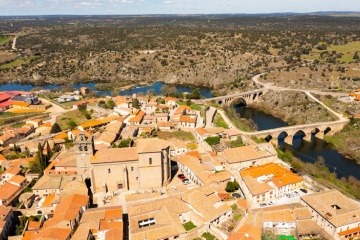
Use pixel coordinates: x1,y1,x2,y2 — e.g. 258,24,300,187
0,82,213,98
234,105,360,180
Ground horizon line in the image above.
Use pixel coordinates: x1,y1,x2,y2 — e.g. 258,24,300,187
0,11,360,17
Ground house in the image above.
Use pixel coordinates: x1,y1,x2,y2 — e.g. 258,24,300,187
72,206,123,240
0,175,27,206
301,189,360,239
228,225,262,240
0,132,16,147
179,115,197,128
32,175,80,197
17,123,35,137
142,115,156,125
113,96,131,108
128,197,191,240
35,122,52,136
120,125,138,139
128,110,145,125
177,153,233,186
12,101,30,109
182,185,232,226
240,163,303,203
72,100,88,110
1,166,22,183
220,143,277,170
0,92,12,104
113,106,133,117
157,121,175,131
154,112,169,122
195,127,226,144
165,97,177,107
26,119,43,128
225,128,242,140
11,93,39,105
25,194,89,240
0,206,13,240
94,121,123,150
170,138,190,156
0,101,13,112
78,115,119,131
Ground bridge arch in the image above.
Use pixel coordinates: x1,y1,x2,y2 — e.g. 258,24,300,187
217,100,223,105
277,131,291,145
232,97,247,106
265,135,273,142
324,127,332,135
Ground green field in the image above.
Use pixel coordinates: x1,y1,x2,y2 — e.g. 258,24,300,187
0,36,11,44
0,56,39,69
303,41,360,63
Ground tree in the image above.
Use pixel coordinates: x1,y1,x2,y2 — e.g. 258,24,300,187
68,120,77,129
46,141,52,161
353,51,359,60
225,180,240,193
50,122,62,134
204,136,220,146
107,99,115,109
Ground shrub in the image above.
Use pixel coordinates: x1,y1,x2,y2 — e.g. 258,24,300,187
205,136,220,146
225,180,240,193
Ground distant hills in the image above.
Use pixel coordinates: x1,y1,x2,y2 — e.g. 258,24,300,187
0,11,360,18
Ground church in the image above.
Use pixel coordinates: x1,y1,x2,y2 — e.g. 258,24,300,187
74,132,171,193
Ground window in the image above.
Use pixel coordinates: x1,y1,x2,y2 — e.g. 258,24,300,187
79,146,83,151
149,158,152,165
108,169,111,174
131,167,134,171
84,146,88,151
136,177,139,181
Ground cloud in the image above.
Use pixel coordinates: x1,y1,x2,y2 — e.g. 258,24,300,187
163,0,173,4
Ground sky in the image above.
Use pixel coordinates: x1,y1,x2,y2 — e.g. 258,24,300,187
0,0,359,16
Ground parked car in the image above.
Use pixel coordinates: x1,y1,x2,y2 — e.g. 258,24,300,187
268,201,276,205
232,193,241,198
259,203,267,207
178,174,186,179
300,188,308,193
182,178,190,184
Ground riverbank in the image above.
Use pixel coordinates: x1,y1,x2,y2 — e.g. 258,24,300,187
277,148,360,199
248,90,336,125
324,118,360,164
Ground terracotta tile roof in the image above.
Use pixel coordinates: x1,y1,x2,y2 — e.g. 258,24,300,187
43,194,89,229
3,166,22,175
129,110,146,123
54,132,68,140
185,151,201,159
296,219,335,239
28,221,41,230
38,122,52,128
79,115,119,129
182,188,231,222
91,148,138,164
0,182,20,200
9,175,26,185
301,189,360,227
0,92,12,102
240,163,303,189
135,138,169,153
224,145,261,163
228,225,262,240
237,199,249,210
165,97,176,102
157,121,174,127
128,198,189,240
0,154,6,161
195,128,208,136
179,115,196,123
72,206,123,240
242,175,274,196
42,194,55,207
29,227,72,240
226,128,242,136
12,101,30,107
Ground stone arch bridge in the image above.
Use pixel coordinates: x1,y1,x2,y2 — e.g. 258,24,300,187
243,120,347,147
196,89,267,106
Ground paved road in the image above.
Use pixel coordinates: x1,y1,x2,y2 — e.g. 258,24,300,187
40,98,69,124
205,106,217,128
